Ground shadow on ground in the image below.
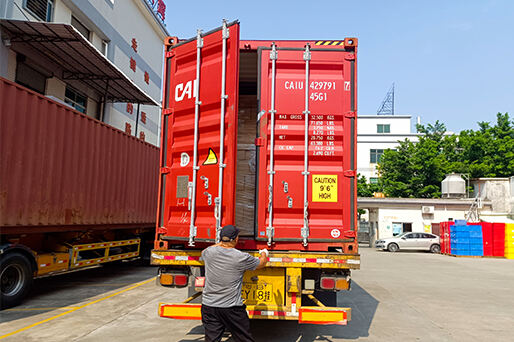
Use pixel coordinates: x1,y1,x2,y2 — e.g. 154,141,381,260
178,282,378,342
0,261,157,323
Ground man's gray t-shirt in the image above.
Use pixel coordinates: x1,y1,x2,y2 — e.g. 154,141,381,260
201,246,260,307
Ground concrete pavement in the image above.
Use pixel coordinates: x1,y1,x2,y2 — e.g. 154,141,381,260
1,248,513,341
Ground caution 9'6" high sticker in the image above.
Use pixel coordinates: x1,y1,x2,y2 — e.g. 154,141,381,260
312,175,338,202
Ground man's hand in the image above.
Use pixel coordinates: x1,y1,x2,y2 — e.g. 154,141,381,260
256,249,268,269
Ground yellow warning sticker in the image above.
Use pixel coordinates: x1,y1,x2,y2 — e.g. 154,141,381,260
312,175,338,202
203,148,218,165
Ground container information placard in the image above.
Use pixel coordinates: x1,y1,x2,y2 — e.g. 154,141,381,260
312,175,338,202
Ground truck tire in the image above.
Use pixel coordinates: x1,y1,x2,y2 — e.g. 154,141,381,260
387,243,399,253
0,252,33,309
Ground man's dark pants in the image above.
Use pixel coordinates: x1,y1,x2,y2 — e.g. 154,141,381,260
201,304,255,342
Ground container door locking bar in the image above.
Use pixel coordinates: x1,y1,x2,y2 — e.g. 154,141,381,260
266,42,278,246
215,20,229,243
188,29,203,247
301,44,311,246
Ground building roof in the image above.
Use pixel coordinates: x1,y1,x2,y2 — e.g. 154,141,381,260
358,197,492,208
0,19,159,106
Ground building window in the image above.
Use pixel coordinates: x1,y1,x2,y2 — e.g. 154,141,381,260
15,61,47,94
370,177,379,184
64,86,87,113
71,16,90,41
377,124,390,133
370,149,384,163
24,0,54,21
101,40,109,56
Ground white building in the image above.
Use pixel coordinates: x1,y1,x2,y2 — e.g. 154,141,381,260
357,115,420,182
0,0,168,146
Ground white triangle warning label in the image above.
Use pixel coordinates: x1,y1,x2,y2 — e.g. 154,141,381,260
203,148,218,165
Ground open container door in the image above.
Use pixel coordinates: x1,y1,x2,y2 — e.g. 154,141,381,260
256,40,357,250
157,21,240,246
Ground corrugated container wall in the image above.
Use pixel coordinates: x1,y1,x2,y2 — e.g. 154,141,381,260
0,78,159,229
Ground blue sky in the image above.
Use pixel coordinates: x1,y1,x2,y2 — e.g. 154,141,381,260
164,0,513,132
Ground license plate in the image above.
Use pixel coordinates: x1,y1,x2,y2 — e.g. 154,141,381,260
241,283,273,304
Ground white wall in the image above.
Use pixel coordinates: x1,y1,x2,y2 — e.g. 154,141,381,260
357,115,421,180
377,207,467,239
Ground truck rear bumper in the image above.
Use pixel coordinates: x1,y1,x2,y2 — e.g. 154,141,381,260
158,303,350,325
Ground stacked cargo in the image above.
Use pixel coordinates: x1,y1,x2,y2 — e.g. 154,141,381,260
469,222,493,256
439,221,454,255
492,223,505,257
450,224,484,257
506,223,514,259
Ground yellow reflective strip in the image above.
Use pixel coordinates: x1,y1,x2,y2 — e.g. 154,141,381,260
323,41,331,45
160,305,202,319
302,310,344,322
331,41,340,45
315,41,323,45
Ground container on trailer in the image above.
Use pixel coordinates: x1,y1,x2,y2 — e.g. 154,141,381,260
156,21,358,252
0,78,159,232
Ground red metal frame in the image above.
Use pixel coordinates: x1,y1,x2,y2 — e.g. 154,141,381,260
156,23,240,243
256,42,357,249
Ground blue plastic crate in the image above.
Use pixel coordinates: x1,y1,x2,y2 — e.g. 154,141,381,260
469,231,483,238
451,231,470,238
451,238,470,244
470,244,484,251
469,237,483,244
467,225,482,232
451,225,471,232
468,250,483,256
455,220,467,225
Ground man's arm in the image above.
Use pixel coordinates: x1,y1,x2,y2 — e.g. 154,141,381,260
255,249,268,269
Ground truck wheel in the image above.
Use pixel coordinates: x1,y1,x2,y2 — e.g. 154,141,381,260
430,244,441,254
387,243,399,253
0,253,33,309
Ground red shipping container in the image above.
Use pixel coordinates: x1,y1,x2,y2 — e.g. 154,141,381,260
157,21,358,251
0,77,159,232
468,222,493,256
492,222,505,257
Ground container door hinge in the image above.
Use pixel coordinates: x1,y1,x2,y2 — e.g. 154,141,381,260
344,231,357,238
345,53,355,61
163,109,173,115
165,51,173,58
344,170,356,177
160,167,171,174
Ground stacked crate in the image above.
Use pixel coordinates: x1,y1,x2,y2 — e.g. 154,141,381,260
439,221,454,254
469,222,493,256
450,224,484,256
492,223,505,257
506,223,514,259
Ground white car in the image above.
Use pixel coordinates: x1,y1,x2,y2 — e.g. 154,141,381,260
375,232,441,253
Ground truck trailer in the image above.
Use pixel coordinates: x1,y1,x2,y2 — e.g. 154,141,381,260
0,78,159,309
151,20,360,325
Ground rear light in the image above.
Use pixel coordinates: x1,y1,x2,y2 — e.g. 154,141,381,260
335,278,350,290
194,276,205,288
320,277,336,290
173,274,189,287
160,274,174,286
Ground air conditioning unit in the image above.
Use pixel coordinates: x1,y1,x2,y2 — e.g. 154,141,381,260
422,206,435,214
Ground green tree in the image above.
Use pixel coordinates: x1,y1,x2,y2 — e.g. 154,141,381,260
357,174,382,197
376,113,514,198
